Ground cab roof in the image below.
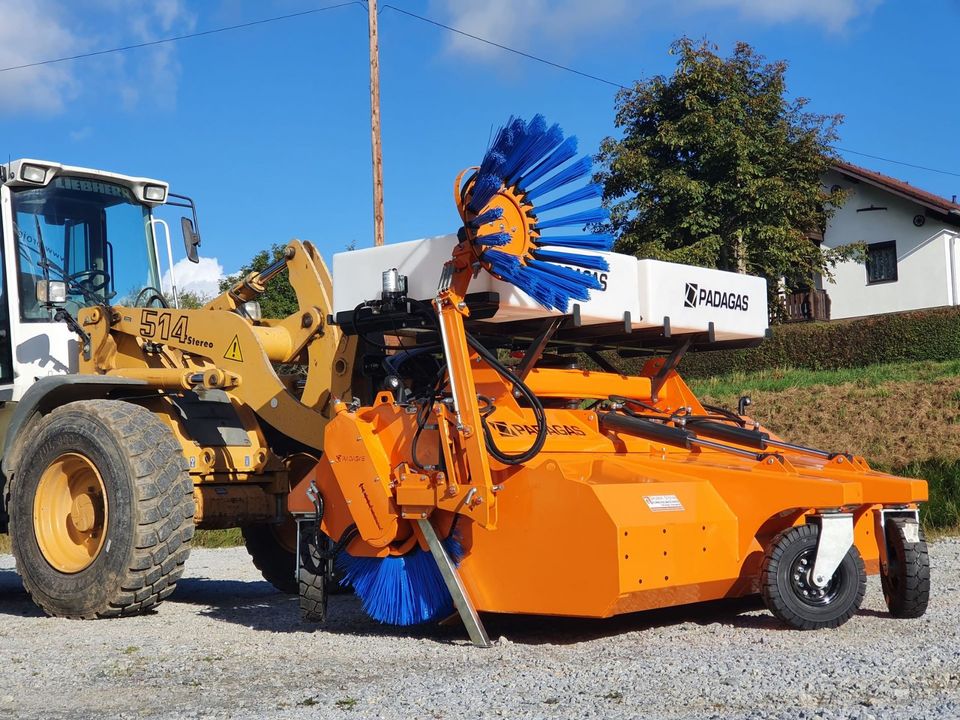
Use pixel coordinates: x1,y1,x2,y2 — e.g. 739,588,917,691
1,158,169,207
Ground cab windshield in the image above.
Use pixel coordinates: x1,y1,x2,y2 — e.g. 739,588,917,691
12,176,161,320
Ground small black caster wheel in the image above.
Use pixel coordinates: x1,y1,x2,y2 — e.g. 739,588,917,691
298,523,329,623
761,524,866,630
881,517,929,618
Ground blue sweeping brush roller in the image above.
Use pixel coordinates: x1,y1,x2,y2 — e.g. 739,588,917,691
458,114,614,313
336,531,463,626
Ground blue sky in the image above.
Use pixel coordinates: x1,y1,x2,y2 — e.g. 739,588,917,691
1,0,958,296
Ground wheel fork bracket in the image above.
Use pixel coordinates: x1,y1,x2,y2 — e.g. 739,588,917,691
416,518,491,648
811,513,854,588
879,508,920,541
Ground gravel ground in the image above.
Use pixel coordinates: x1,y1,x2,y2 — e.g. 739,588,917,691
0,541,958,720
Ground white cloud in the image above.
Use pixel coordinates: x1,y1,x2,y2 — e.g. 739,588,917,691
431,0,637,60
119,0,196,111
690,0,879,32
69,126,93,142
432,0,878,61
163,256,224,300
0,0,196,116
0,1,81,113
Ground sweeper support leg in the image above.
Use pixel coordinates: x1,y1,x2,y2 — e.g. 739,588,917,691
417,518,491,648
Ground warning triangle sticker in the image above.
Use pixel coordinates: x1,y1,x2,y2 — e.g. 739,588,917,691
223,335,243,362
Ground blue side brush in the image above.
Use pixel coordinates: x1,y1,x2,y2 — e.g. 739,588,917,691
534,206,610,231
461,114,614,312
532,183,602,214
534,233,614,250
336,534,464,626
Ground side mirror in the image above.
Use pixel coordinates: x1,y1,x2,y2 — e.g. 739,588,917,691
36,280,66,306
181,217,200,263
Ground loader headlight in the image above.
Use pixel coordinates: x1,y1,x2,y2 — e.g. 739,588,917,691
143,185,167,202
21,164,47,184
36,280,67,305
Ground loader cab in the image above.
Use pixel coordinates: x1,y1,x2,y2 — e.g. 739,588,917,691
0,160,171,402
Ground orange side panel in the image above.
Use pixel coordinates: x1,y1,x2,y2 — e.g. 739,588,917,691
322,411,399,548
454,452,922,617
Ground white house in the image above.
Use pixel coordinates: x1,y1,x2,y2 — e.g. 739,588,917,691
812,161,960,320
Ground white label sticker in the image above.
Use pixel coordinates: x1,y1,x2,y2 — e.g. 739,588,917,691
902,521,920,544
643,494,684,512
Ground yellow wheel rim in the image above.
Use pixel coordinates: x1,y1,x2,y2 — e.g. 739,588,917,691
33,453,108,573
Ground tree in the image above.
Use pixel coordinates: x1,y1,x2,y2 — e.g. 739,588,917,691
219,243,299,319
176,290,207,309
596,38,861,304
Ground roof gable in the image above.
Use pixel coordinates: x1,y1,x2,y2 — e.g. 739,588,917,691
832,160,960,224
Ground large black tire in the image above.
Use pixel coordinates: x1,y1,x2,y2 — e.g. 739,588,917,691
298,524,328,622
881,517,930,618
242,523,297,594
8,400,195,618
761,523,866,630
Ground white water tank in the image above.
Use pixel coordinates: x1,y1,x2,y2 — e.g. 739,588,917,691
332,236,768,341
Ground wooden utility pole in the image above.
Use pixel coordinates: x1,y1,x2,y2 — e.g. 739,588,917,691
368,0,385,246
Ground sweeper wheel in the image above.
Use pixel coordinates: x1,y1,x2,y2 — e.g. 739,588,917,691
761,524,866,630
297,524,328,623
881,517,930,618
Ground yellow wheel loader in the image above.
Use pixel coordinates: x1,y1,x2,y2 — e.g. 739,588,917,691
0,159,348,617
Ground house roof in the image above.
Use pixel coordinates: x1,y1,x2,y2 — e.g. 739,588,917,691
832,159,960,219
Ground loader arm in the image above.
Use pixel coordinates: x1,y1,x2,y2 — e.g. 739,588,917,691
76,240,350,452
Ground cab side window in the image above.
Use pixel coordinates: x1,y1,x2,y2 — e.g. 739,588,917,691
0,215,12,383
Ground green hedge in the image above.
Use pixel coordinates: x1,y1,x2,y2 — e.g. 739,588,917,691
894,458,960,532
675,306,960,378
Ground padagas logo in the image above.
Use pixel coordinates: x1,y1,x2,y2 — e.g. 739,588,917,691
684,282,750,312
491,421,587,437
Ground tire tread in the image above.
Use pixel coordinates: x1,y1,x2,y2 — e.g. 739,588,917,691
760,523,866,630
882,518,930,618
10,400,194,619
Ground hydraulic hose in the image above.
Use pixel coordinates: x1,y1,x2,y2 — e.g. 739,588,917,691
465,332,548,465
405,296,548,466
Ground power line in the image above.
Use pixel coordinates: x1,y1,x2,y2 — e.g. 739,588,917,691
1,1,956,182
381,6,958,180
0,2,361,74
831,146,960,179
379,4,628,90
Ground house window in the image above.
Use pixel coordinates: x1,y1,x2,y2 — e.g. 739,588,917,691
866,241,898,284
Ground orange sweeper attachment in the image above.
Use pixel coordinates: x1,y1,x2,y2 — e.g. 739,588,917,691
289,115,929,646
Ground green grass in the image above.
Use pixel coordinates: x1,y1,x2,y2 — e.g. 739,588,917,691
0,528,242,555
688,358,960,398
192,528,244,548
895,458,960,534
